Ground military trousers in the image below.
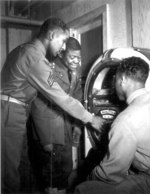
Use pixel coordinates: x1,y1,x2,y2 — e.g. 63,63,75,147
1,100,29,194
28,136,72,191
74,172,150,194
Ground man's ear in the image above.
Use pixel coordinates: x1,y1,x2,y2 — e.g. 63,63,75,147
121,75,126,86
48,31,54,41
122,75,130,87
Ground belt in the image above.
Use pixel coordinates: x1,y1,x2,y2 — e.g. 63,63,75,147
1,95,28,107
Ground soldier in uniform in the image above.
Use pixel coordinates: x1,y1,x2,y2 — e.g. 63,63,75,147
29,37,83,194
1,18,104,194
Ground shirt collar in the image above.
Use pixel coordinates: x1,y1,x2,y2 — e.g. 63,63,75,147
32,39,46,56
127,88,147,104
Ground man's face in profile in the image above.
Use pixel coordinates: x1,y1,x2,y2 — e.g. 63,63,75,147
48,29,69,57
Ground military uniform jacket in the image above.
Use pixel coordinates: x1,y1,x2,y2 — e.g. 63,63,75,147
31,57,83,145
1,39,92,123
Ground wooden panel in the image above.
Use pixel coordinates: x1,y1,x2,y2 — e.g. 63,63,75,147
0,0,6,16
1,28,7,71
68,5,105,28
132,0,150,49
1,28,32,70
125,0,132,47
57,0,113,24
102,8,107,52
107,0,129,48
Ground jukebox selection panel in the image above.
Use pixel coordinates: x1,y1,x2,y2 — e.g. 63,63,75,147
90,66,125,123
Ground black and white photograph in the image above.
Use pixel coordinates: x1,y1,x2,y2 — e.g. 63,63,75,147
0,0,150,194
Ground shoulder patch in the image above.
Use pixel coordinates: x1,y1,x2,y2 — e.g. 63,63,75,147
47,71,54,87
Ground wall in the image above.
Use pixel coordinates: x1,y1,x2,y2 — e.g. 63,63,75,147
132,0,150,49
107,0,150,49
106,0,132,48
56,0,113,25
8,28,32,52
58,0,150,50
0,1,40,71
1,0,150,69
0,26,35,70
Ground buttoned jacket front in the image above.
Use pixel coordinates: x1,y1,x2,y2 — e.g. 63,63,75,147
31,57,82,145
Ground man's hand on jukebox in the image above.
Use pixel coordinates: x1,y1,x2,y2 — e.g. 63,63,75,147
91,115,106,132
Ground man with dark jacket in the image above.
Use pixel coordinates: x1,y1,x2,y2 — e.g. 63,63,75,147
29,37,83,193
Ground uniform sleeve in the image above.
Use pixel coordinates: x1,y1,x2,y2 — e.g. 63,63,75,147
27,58,92,124
91,114,137,183
73,77,83,103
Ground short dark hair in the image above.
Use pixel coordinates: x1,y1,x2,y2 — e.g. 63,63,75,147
66,37,81,51
116,57,149,84
38,17,68,37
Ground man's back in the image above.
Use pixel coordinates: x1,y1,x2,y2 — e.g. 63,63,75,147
112,90,150,174
1,40,46,103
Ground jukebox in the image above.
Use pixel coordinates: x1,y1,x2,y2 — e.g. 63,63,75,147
83,47,150,156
